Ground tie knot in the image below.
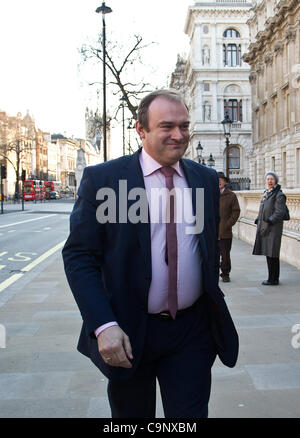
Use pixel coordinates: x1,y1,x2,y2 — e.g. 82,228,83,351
160,166,176,178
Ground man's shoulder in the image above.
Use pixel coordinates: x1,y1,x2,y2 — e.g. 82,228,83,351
83,154,134,176
225,187,238,199
181,157,217,178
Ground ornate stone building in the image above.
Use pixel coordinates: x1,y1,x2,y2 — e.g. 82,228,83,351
171,0,253,189
0,109,102,197
243,0,300,189
235,0,300,269
0,111,36,197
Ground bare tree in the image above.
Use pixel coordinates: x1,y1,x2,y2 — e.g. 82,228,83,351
0,115,36,199
80,34,156,121
0,138,34,199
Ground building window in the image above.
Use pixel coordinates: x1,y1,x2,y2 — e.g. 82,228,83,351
271,156,275,172
282,151,286,187
204,83,210,92
228,146,240,169
224,99,243,122
223,28,240,38
223,44,242,67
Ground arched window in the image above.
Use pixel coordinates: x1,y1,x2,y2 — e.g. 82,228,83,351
223,29,240,38
223,44,242,67
223,28,241,66
228,146,240,169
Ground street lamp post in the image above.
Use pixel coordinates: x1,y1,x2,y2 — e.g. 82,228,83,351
221,113,233,179
120,96,126,156
196,141,203,164
127,119,135,154
96,2,112,163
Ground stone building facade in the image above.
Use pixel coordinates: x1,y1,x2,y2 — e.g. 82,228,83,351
171,0,253,189
0,111,36,197
0,110,102,197
243,0,300,189
235,0,300,269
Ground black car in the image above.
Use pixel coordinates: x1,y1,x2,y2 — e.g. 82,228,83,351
49,191,59,199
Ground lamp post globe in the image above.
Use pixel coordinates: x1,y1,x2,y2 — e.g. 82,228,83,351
196,141,203,164
207,153,215,168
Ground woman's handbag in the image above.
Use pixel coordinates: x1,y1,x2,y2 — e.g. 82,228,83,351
284,205,290,221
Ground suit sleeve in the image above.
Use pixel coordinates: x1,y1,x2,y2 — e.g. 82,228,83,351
228,194,241,228
62,167,116,337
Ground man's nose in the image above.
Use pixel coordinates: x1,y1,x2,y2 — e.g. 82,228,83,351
170,126,184,140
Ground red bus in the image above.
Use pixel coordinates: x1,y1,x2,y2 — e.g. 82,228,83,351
23,180,44,201
43,181,62,199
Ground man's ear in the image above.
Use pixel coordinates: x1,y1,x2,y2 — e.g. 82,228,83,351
136,121,146,139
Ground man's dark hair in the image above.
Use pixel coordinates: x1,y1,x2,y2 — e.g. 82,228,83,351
137,89,189,132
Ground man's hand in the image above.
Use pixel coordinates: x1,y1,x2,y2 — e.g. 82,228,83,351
97,325,133,368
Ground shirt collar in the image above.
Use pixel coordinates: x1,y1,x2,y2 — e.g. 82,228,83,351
140,147,184,177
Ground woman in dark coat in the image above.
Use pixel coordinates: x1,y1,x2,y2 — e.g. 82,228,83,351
253,172,287,285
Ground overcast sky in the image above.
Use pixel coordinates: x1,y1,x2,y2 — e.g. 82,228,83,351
0,0,193,151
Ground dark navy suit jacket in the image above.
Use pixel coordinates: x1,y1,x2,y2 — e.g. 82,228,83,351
62,149,239,381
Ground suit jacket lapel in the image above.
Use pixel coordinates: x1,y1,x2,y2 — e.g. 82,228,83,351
180,159,209,261
120,149,152,279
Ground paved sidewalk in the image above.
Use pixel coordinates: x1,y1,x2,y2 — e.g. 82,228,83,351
0,200,74,215
0,238,299,418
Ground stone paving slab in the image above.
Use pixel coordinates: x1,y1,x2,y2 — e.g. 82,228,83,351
0,372,73,400
234,314,298,329
245,363,300,390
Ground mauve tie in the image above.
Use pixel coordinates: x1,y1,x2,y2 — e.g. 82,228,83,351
160,166,178,319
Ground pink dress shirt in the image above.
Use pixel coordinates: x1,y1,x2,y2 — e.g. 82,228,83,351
95,148,203,337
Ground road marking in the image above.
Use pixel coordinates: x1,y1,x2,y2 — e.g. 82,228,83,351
8,252,37,262
0,265,5,270
21,241,65,273
8,230,16,233
0,273,24,293
0,240,65,293
0,214,57,229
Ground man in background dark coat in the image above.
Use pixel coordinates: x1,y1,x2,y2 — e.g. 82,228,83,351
218,172,240,282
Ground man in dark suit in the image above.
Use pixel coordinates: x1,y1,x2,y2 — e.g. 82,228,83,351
62,89,238,418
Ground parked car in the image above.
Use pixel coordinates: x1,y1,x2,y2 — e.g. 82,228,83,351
49,191,60,199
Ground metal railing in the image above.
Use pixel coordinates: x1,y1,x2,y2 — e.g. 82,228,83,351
229,177,251,191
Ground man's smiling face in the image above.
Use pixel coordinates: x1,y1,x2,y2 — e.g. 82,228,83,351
136,96,190,166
